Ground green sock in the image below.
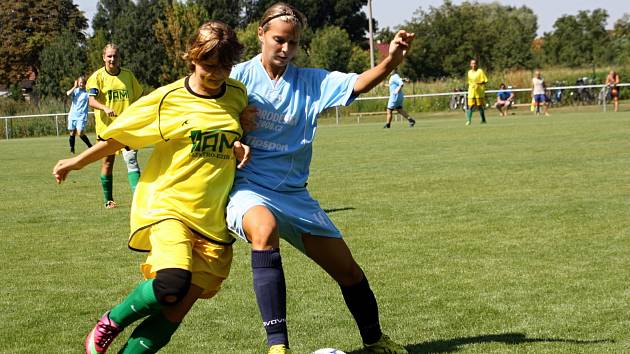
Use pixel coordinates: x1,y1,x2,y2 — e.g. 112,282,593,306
109,279,162,328
466,109,473,122
118,312,180,354
100,175,113,203
480,108,486,122
127,171,141,195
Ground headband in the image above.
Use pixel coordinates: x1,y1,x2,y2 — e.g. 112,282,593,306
260,11,303,28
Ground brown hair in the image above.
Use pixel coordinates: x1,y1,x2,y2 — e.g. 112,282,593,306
259,2,307,33
183,21,244,72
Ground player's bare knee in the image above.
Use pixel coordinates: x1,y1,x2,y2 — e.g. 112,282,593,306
249,226,279,249
153,268,192,306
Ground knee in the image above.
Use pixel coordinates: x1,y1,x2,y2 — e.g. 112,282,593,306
336,261,364,287
243,208,279,249
248,222,279,249
153,268,192,306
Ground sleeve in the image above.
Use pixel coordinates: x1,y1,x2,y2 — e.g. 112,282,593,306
98,89,164,150
130,73,143,103
314,69,359,113
86,71,100,96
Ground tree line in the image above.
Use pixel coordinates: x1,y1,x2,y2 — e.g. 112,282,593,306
1,0,628,100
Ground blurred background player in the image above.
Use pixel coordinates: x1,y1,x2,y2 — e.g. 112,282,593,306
87,43,143,208
494,83,514,117
532,70,550,116
227,2,413,353
383,70,416,128
466,59,487,125
66,75,92,154
54,20,249,354
606,70,620,112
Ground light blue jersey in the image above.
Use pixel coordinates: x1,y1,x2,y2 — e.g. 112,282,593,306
230,54,358,192
68,88,89,122
387,73,404,109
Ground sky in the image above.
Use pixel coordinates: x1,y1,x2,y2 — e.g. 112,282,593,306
75,0,628,37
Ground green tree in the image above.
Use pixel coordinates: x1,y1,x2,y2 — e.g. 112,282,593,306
244,0,369,42
347,46,370,73
399,1,537,80
195,0,243,28
237,22,262,61
87,30,110,73
541,9,611,67
38,31,88,99
609,14,630,65
309,26,352,71
0,0,87,86
375,27,395,44
154,1,209,84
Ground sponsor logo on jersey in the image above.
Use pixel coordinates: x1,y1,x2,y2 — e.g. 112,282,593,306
190,130,240,159
106,89,129,102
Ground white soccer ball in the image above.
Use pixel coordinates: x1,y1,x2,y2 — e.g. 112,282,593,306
311,349,346,354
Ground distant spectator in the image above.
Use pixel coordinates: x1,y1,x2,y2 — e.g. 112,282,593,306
383,70,416,128
466,59,487,125
606,70,620,112
532,70,550,116
66,76,92,154
495,83,514,117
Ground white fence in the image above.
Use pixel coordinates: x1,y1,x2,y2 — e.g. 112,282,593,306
1,83,628,138
333,82,629,124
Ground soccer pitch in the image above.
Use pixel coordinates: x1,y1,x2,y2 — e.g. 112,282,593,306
1,110,629,353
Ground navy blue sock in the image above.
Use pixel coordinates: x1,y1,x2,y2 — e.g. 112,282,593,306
252,249,288,347
340,274,382,344
69,135,75,152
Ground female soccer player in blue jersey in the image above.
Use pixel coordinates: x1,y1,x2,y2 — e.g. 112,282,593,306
66,76,93,154
226,3,414,353
54,21,249,354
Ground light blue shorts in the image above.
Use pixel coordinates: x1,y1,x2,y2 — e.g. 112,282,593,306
387,95,404,110
226,178,342,252
68,119,87,131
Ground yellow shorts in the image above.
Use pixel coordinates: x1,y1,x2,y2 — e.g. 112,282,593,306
140,219,233,299
467,97,485,108
95,115,114,137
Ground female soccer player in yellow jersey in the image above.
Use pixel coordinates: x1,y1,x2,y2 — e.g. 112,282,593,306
53,21,249,354
87,43,143,209
466,59,488,125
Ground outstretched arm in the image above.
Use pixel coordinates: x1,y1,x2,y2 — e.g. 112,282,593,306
53,139,125,183
353,30,415,95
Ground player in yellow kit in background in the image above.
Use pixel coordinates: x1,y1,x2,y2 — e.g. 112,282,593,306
87,44,143,208
466,59,488,126
54,21,250,354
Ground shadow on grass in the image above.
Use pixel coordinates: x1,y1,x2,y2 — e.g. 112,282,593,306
324,207,355,213
346,332,614,353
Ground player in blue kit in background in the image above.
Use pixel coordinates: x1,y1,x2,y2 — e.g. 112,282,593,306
383,70,416,128
66,76,93,154
226,2,414,353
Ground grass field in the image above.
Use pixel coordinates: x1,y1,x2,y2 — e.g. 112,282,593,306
1,109,630,353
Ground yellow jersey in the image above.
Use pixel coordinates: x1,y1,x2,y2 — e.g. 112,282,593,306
99,77,247,250
86,67,143,135
467,68,488,99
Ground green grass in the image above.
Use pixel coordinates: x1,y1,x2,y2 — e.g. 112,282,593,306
1,109,630,353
